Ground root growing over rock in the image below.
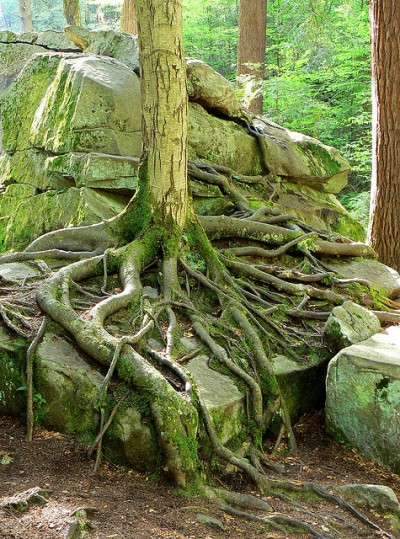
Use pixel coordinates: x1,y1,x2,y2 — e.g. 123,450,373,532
0,157,397,538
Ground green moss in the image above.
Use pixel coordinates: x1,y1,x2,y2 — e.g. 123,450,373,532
0,330,27,415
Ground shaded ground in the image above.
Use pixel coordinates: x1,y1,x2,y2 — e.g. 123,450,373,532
1,412,399,539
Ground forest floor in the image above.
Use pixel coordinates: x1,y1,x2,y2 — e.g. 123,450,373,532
0,411,399,539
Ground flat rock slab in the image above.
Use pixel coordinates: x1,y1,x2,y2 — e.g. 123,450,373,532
326,325,400,472
329,259,400,295
0,262,40,283
186,355,244,444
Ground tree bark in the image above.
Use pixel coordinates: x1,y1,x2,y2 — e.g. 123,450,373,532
121,0,137,35
63,0,82,26
18,0,32,32
368,0,400,272
135,0,188,229
237,0,267,115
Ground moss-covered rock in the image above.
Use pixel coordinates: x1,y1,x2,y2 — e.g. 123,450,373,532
253,118,350,194
0,150,73,191
188,102,263,176
328,259,400,296
324,301,381,354
272,354,328,423
46,152,139,193
65,26,139,71
326,326,400,473
35,332,160,469
0,42,45,93
271,181,365,241
0,186,128,251
186,58,241,118
186,355,244,445
0,326,27,416
1,52,142,155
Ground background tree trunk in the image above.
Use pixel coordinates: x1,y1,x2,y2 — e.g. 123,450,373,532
135,0,188,229
18,0,32,32
237,0,267,115
121,0,137,35
63,0,82,26
368,0,400,272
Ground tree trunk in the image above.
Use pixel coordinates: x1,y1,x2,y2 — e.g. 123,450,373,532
237,0,267,115
63,0,82,26
121,0,138,35
368,0,400,272
18,0,32,32
85,0,90,24
135,0,188,229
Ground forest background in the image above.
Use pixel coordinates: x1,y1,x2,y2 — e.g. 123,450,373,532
0,0,371,228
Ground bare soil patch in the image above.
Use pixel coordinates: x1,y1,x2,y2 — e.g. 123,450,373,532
1,412,399,539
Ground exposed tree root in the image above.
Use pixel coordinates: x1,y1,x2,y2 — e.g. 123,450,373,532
0,157,396,537
26,317,47,442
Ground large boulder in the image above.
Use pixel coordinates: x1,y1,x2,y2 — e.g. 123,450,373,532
0,31,362,251
253,118,350,194
35,331,160,470
326,325,400,473
186,58,241,118
0,30,80,93
269,181,365,241
328,259,400,296
1,52,141,155
65,26,139,71
188,102,263,176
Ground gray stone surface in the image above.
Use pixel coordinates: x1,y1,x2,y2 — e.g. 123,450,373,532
326,325,400,473
187,58,241,117
334,484,400,515
186,355,244,444
36,30,80,51
196,514,224,530
0,262,40,283
65,26,139,71
328,259,400,295
324,301,381,353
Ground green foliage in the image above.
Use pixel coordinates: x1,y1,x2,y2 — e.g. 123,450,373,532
182,0,238,79
338,190,370,231
0,0,121,33
263,0,371,193
183,0,372,200
2,0,372,219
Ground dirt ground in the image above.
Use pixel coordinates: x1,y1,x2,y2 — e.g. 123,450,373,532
1,411,399,539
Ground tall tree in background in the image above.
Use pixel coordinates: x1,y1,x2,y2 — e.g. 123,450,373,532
121,0,137,34
237,0,267,115
18,0,32,31
368,0,400,272
63,0,82,26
